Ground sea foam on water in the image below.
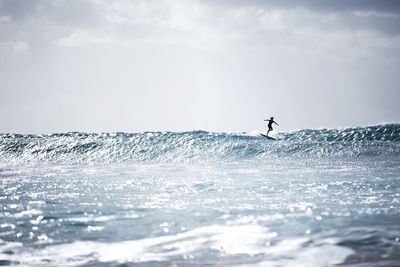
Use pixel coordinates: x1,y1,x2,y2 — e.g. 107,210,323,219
0,124,399,266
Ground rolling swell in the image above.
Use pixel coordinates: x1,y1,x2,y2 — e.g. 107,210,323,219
0,124,399,166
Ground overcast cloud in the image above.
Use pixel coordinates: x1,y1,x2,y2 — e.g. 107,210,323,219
1,0,399,133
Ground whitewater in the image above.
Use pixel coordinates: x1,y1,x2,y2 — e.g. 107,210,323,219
0,124,399,266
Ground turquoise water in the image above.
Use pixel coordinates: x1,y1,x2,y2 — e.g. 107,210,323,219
0,124,400,266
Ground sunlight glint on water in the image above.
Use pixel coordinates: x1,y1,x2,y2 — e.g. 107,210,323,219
0,124,400,266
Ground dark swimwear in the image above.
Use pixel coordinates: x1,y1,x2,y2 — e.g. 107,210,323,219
268,121,273,131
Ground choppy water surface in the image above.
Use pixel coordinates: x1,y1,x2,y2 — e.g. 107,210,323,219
1,124,400,266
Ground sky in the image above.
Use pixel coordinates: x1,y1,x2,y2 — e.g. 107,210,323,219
0,0,399,133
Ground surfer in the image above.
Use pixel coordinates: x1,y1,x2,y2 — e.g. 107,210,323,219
264,117,279,136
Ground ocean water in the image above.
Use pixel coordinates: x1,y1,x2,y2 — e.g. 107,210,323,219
0,124,399,266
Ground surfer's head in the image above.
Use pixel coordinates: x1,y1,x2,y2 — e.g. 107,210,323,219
271,117,274,119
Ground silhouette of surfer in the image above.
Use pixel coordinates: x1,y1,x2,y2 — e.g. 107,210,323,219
264,117,279,136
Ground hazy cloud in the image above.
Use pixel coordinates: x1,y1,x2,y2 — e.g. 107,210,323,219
0,0,399,132
1,0,400,51
205,0,400,14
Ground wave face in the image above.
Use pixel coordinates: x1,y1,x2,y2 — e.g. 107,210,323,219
0,124,399,166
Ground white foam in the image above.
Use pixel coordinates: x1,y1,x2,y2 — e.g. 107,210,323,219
1,223,353,266
13,209,42,218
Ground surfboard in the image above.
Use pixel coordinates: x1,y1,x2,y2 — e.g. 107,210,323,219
260,133,276,140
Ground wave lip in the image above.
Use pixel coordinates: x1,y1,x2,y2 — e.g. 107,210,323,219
0,124,399,166
283,123,400,142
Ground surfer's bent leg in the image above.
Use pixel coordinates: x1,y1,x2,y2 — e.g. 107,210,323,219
267,126,273,136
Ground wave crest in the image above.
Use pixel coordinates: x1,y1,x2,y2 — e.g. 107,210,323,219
0,124,399,166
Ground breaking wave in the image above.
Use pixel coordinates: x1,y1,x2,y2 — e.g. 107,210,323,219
0,123,399,166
